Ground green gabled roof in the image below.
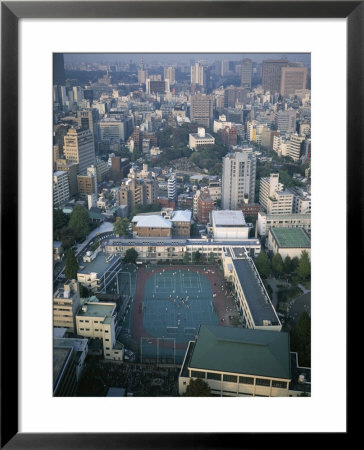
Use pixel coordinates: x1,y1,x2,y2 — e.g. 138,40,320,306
271,227,310,248
189,325,290,380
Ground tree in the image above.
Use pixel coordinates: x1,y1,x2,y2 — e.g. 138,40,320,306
192,251,202,263
290,311,311,367
53,209,69,239
123,248,138,264
183,252,190,264
183,378,211,397
272,253,284,277
297,250,311,281
254,251,271,278
59,226,76,249
283,255,292,274
64,249,79,280
69,206,90,242
113,218,130,237
291,256,299,272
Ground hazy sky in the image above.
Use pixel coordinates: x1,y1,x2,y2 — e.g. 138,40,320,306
64,53,310,66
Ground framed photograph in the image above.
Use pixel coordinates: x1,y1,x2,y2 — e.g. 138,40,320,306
1,1,358,448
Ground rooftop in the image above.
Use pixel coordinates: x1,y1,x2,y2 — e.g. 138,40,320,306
212,210,247,227
171,210,192,223
133,215,172,229
106,237,261,248
232,259,279,326
190,132,214,140
188,325,291,379
53,347,73,390
77,302,116,318
270,227,311,248
78,252,120,276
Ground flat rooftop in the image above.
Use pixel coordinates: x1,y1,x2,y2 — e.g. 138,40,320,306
188,325,290,379
78,252,120,276
77,302,115,318
271,227,311,248
106,238,261,248
212,210,246,227
232,259,279,327
53,347,72,390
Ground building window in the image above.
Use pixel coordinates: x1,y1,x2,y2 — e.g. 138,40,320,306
105,347,110,350
80,328,84,331
106,353,110,356
191,370,205,379
105,330,109,333
105,338,110,342
85,328,90,331
239,376,254,385
207,372,221,381
272,380,287,389
256,378,270,387
223,374,237,383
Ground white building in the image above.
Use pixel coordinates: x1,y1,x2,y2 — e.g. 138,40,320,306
189,127,215,149
76,301,124,361
257,211,311,237
288,134,306,161
266,190,293,215
267,227,311,261
221,149,256,209
259,173,283,212
211,210,250,240
167,173,177,201
53,170,70,206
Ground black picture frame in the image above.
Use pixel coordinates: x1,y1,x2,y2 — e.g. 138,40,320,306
1,1,358,448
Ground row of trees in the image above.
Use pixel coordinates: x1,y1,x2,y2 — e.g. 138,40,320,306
255,250,311,281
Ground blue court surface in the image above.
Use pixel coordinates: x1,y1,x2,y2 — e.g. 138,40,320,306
140,268,219,363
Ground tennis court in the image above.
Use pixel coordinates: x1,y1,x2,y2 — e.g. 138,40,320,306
141,268,219,344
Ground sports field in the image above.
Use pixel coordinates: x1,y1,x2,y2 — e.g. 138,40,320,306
131,265,234,364
142,268,218,341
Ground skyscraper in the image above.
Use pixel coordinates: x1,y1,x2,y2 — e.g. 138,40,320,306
241,58,252,88
280,67,307,96
221,149,257,209
63,127,96,175
190,93,214,128
190,62,206,87
53,53,65,86
262,59,289,93
164,66,176,85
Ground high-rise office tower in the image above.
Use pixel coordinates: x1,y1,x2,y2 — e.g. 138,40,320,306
63,127,96,175
164,66,176,85
77,109,99,144
280,67,307,97
190,62,206,87
241,58,252,88
138,58,148,84
167,173,177,201
262,59,289,93
53,53,66,86
221,149,257,209
190,93,214,128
